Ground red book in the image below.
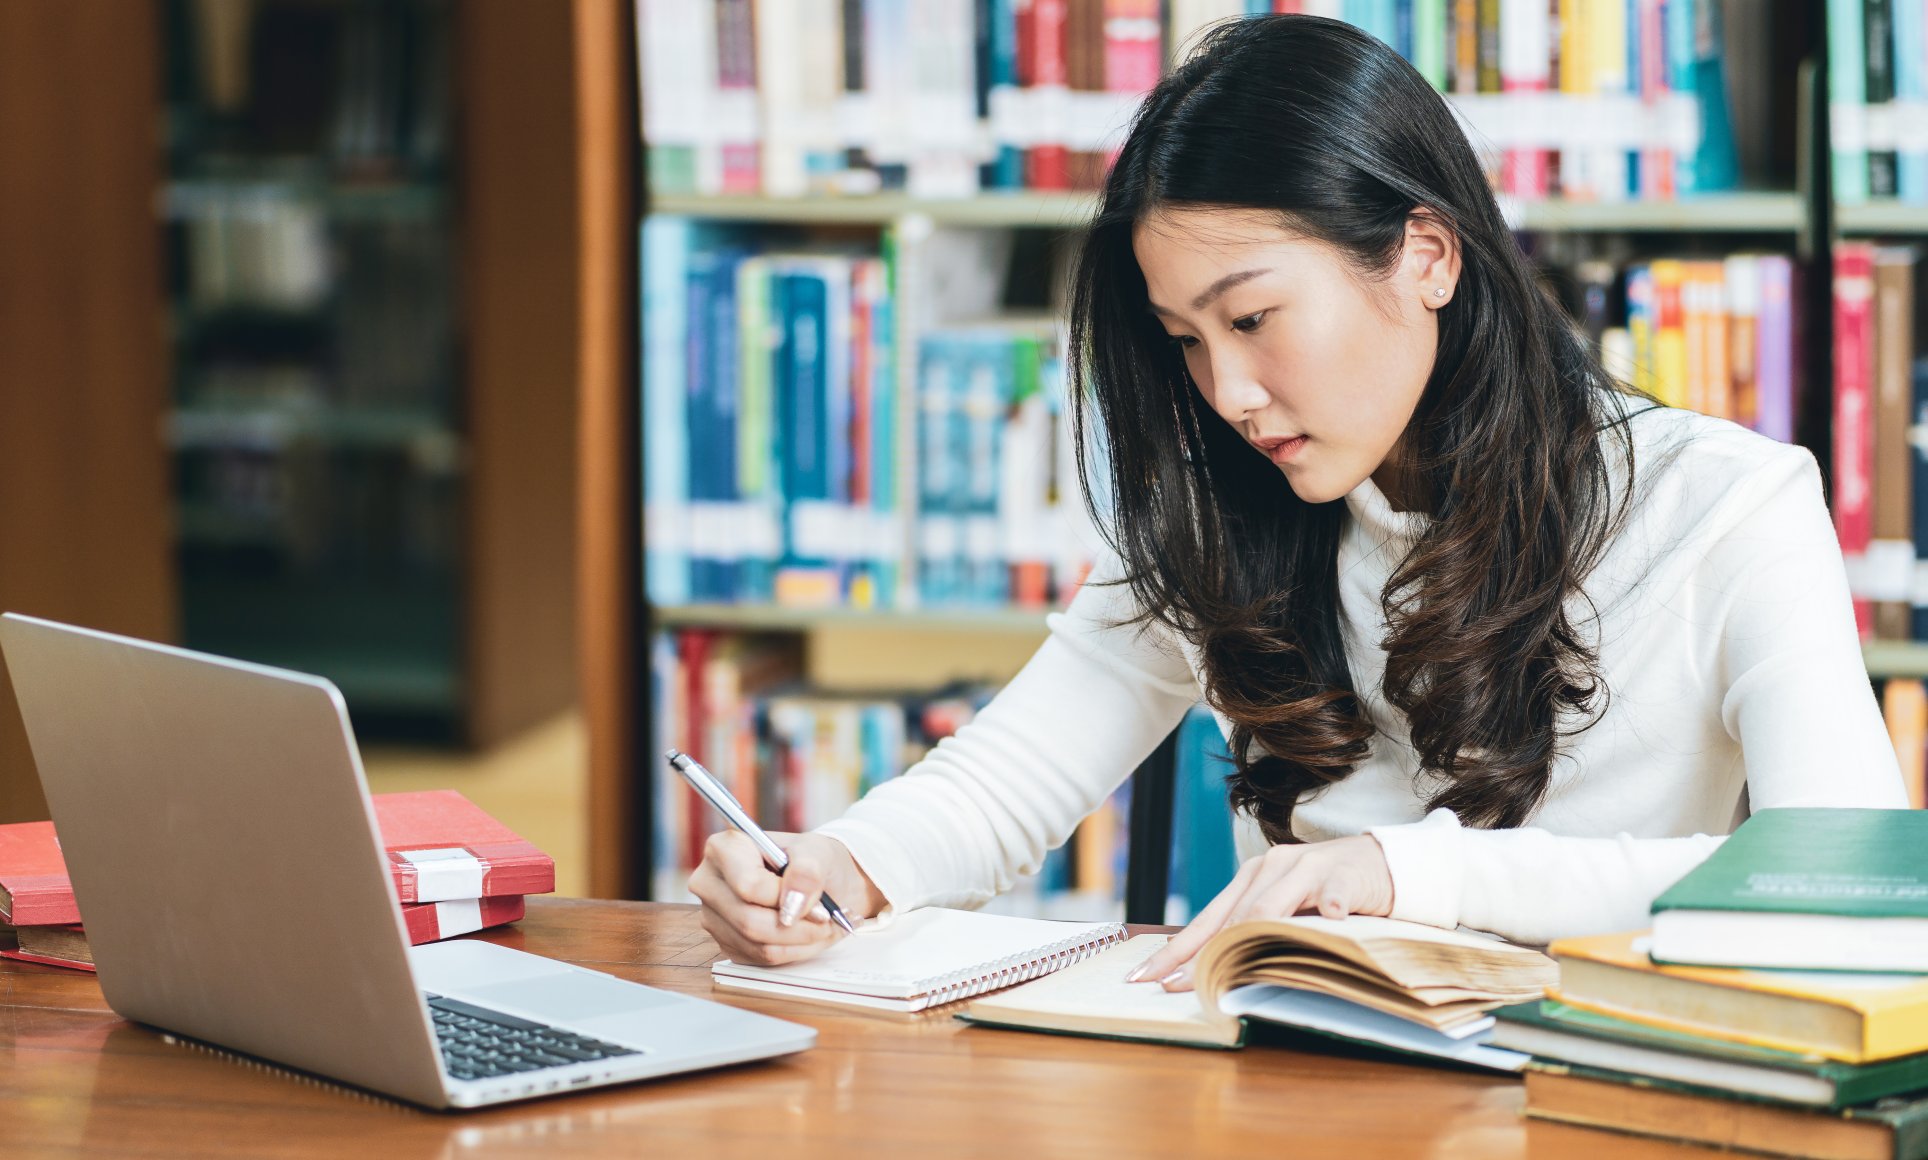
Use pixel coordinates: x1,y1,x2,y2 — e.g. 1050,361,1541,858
1835,242,1877,638
0,895,528,973
1027,0,1071,190
0,790,553,925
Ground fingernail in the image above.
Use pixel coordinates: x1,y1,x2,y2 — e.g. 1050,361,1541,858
1124,965,1147,983
779,890,807,927
809,902,830,923
1159,968,1188,986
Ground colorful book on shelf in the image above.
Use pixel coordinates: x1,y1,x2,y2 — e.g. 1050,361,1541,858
1522,1060,1928,1160
1914,357,1928,643
1548,929,1928,1064
1831,0,1871,205
1873,246,1917,639
960,917,1556,1070
1,895,528,973
1883,680,1928,811
1838,242,1878,637
0,790,552,924
1494,999,1928,1109
1648,808,1928,973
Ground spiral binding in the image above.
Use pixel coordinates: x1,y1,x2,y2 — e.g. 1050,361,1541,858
158,1032,412,1112
918,923,1127,1009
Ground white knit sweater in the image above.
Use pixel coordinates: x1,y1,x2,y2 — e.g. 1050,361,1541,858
815,404,1911,945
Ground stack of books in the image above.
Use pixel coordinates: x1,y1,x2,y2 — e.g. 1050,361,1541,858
0,790,551,972
1499,808,1928,1160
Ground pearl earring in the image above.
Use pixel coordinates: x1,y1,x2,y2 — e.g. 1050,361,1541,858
1433,287,1446,297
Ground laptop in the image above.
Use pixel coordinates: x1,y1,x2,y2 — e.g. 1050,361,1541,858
0,612,815,1109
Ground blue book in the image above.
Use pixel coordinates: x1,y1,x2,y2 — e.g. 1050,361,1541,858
959,334,1011,605
1896,0,1928,202
776,268,835,594
1169,705,1240,922
642,217,691,606
1666,0,1698,195
867,260,899,607
1831,0,1871,204
982,0,1024,190
917,337,954,605
708,249,747,601
685,243,754,602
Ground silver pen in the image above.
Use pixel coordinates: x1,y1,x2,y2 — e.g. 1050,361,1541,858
665,749,857,935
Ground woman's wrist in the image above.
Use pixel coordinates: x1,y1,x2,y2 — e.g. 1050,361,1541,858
815,832,891,918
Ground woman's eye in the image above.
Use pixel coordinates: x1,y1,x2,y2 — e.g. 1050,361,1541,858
1169,334,1198,350
1232,311,1267,333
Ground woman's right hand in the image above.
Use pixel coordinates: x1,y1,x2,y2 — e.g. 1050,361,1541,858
689,830,888,967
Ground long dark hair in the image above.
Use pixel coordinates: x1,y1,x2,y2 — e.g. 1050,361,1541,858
1067,14,1646,842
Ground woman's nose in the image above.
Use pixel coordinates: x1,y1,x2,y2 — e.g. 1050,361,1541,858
1201,347,1271,426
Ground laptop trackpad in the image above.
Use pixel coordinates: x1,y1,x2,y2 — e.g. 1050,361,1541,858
461,972,684,1029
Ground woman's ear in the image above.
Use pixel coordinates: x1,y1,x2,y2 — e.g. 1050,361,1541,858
1406,208,1461,309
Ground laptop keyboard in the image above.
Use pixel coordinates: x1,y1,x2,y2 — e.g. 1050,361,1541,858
425,994,640,1083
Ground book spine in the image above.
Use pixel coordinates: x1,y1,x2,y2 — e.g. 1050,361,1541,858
1883,678,1928,809
1650,259,1687,408
1894,0,1928,202
1868,0,1899,198
1030,0,1072,190
1873,248,1917,638
1836,242,1879,638
1755,255,1795,443
1723,254,1760,432
1832,0,1871,205
1624,262,1655,397
642,217,692,606
716,0,762,194
1496,0,1547,199
1915,355,1928,642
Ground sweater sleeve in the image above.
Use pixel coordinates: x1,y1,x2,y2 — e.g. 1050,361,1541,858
813,552,1200,914
1367,444,1911,946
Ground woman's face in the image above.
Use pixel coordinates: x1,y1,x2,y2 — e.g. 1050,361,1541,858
1131,205,1459,508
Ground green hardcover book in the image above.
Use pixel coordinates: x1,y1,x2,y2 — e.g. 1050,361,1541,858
1494,1000,1928,1108
1523,1059,1928,1160
1649,808,1928,972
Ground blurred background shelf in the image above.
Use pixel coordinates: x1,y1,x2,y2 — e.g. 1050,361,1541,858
1863,642,1928,680
652,603,1053,635
1836,201,1928,235
648,191,1809,233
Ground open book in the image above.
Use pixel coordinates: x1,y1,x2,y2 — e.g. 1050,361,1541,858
960,917,1558,1071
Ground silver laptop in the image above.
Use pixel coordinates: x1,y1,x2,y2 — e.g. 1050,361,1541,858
0,612,815,1109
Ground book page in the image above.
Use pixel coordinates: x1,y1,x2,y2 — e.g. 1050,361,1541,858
965,935,1234,1034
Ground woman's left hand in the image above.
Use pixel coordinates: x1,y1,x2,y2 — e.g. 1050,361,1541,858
1128,834,1395,992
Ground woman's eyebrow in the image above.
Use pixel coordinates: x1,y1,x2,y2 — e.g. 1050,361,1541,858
1146,267,1273,317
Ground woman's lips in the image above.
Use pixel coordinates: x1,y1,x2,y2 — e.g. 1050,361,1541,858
1255,435,1309,464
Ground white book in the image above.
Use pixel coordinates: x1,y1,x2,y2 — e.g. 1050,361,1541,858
711,907,1126,1012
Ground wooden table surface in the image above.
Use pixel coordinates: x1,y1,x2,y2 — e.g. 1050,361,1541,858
0,898,1721,1158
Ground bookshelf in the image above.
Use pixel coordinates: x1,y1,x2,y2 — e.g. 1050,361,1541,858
152,0,582,748
617,4,1870,912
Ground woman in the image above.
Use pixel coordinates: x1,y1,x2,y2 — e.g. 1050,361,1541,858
689,14,1907,987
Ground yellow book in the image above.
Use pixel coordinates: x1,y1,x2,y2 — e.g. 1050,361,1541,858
1883,678,1928,810
1548,930,1928,1064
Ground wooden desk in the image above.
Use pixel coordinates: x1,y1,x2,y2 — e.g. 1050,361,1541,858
0,899,1710,1158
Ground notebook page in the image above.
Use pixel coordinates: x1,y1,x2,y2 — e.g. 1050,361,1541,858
711,907,1125,1000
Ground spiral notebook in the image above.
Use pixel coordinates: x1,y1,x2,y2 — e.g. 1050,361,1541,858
709,907,1127,1013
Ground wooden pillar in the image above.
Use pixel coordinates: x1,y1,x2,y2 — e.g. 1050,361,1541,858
570,0,639,898
0,2,177,822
